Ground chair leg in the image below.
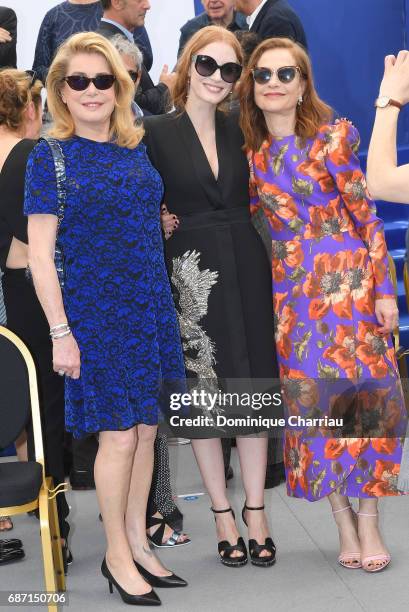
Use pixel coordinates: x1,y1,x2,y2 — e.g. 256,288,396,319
46,478,65,591
38,486,58,612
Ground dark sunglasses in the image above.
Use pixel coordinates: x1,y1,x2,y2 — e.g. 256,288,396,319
64,74,116,91
25,69,38,88
128,70,140,83
252,66,302,85
192,54,242,84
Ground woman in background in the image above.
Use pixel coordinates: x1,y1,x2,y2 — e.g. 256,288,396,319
0,68,70,564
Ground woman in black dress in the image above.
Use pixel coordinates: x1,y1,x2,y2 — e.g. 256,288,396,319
0,69,71,560
144,26,280,568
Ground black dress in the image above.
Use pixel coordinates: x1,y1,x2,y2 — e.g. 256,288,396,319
0,139,69,538
144,111,280,437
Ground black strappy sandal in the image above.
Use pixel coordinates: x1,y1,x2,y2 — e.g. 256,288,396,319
241,503,276,567
147,513,191,548
211,507,248,567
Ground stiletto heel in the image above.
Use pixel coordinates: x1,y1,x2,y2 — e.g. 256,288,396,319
357,512,391,572
332,505,361,569
241,503,276,567
101,557,161,605
210,507,247,567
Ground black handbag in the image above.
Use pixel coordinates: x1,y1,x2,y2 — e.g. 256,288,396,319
26,136,67,288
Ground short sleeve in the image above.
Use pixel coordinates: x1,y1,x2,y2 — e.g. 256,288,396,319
24,139,58,216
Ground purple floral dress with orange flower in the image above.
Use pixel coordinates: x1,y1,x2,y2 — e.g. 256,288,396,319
249,119,406,501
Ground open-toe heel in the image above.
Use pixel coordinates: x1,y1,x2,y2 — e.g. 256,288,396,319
210,507,247,567
332,506,361,569
357,512,391,573
146,514,191,548
241,503,276,567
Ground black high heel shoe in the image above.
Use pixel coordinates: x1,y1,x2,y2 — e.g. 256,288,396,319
241,504,276,567
101,557,161,606
210,507,247,567
134,560,187,588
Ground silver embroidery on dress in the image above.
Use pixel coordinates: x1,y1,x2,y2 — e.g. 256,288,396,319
171,250,223,419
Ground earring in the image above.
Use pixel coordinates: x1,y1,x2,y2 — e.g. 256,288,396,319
297,95,303,106
186,77,191,101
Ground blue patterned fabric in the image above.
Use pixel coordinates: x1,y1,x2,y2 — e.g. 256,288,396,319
32,1,153,82
24,137,185,438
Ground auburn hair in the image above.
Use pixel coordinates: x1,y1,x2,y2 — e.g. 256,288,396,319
239,38,333,152
46,32,143,148
0,69,43,132
173,25,243,112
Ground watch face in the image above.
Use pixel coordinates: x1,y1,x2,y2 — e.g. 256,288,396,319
377,96,390,108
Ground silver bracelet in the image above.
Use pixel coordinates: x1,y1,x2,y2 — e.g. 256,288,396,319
50,323,69,333
51,329,72,340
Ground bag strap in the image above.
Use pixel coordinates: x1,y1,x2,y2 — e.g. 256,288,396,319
39,136,66,230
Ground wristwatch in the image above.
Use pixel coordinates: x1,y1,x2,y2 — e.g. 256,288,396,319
374,95,402,110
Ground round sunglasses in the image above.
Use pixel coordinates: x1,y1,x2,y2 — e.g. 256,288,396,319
64,74,116,91
252,66,302,85
192,54,242,84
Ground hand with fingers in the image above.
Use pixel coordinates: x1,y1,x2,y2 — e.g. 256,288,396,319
160,204,179,240
379,50,409,106
159,64,177,95
0,27,12,43
375,298,399,335
53,334,81,379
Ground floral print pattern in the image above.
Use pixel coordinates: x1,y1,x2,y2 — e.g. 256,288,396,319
249,120,405,500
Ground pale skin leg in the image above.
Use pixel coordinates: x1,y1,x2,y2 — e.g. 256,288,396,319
125,424,174,576
236,434,271,557
95,428,151,595
192,436,271,558
357,498,389,569
328,491,361,567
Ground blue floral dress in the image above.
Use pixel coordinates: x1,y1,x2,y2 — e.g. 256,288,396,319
24,136,185,438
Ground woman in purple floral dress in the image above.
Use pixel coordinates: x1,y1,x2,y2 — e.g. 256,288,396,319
240,37,406,573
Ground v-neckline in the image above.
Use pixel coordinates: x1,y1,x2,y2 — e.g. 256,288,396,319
184,110,222,184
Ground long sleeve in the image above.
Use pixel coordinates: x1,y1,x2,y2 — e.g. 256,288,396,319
32,11,54,83
324,120,394,300
0,7,17,68
136,66,170,115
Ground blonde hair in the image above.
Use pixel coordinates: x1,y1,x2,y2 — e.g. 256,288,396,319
173,25,243,112
240,38,333,151
0,69,43,131
46,32,143,148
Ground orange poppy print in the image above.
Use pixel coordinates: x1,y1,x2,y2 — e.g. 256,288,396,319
272,238,304,283
284,432,314,495
356,321,396,378
249,119,404,502
362,460,400,496
303,251,352,319
323,324,356,377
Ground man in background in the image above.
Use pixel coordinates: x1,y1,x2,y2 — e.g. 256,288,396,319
32,0,152,84
98,0,175,115
178,0,247,57
235,0,307,49
0,5,16,68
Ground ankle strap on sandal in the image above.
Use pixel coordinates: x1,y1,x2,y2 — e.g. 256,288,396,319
210,507,233,514
243,504,265,511
357,512,378,517
332,505,351,514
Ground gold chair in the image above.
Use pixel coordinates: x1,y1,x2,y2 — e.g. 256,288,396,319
0,326,65,612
